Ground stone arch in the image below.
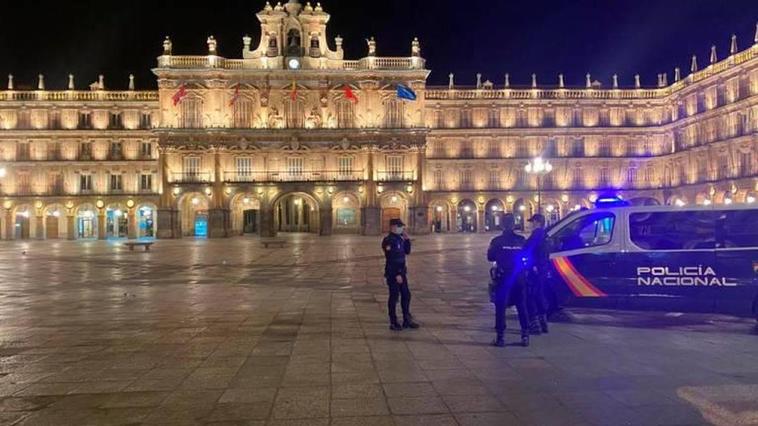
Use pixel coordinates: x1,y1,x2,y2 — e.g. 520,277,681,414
177,192,211,237
230,192,262,236
135,202,158,239
11,204,34,240
378,191,409,234
714,191,735,205
272,191,321,234
332,191,361,234
742,190,757,205
75,203,99,239
104,202,129,239
512,198,534,231
456,199,478,233
42,203,66,239
695,193,712,205
429,198,453,233
484,198,505,232
541,198,563,226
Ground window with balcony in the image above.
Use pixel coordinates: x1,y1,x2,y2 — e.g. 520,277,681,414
572,167,583,188
47,142,61,161
285,99,304,128
140,142,152,159
434,109,444,128
460,140,474,158
598,141,611,157
599,167,610,187
488,109,500,128
140,174,153,192
109,112,123,130
460,109,472,128
697,158,708,180
488,169,500,189
109,174,123,192
487,140,500,158
740,152,753,176
16,142,30,161
80,174,92,193
140,112,152,129
109,142,123,160
180,97,203,128
336,101,355,129
338,156,353,177
627,168,638,185
79,142,93,160
571,139,585,157
78,112,92,130
383,100,405,128
386,156,404,180
233,98,253,128
433,169,444,190
287,157,304,176
17,173,31,195
184,157,201,178
236,157,253,180
459,169,473,190
48,174,64,195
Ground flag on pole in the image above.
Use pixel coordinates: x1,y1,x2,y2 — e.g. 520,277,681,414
290,81,298,101
396,84,417,101
172,83,188,106
343,85,358,103
229,83,241,106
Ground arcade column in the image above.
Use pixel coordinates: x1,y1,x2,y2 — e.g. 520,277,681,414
66,214,76,240
127,209,137,239
156,209,180,239
4,209,13,240
259,206,275,238
97,211,106,240
478,209,486,233
35,213,44,240
319,199,333,236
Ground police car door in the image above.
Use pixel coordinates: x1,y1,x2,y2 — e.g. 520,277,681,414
547,211,619,301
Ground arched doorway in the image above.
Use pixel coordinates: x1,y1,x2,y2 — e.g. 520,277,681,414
513,199,533,231
542,201,561,226
457,199,477,233
275,192,319,234
76,204,98,239
43,204,66,239
744,191,756,205
429,200,450,233
13,205,32,240
231,194,262,236
178,192,210,238
105,203,129,239
136,203,157,239
484,199,505,232
380,192,407,234
333,192,361,234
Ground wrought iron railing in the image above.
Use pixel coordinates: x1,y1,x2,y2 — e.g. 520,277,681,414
223,170,364,183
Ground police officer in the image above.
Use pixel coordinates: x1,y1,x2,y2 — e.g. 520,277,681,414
382,218,419,331
525,214,550,335
487,213,530,347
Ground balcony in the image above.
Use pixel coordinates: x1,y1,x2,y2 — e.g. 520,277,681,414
376,171,417,182
47,185,65,196
223,170,364,183
172,172,212,184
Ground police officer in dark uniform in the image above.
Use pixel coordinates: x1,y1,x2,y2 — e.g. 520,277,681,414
487,213,530,347
382,218,420,331
525,214,550,335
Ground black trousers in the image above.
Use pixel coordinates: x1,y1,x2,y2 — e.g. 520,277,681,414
527,271,548,320
386,273,412,324
494,276,529,337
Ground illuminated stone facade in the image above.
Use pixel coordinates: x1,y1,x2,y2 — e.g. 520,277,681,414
0,0,756,239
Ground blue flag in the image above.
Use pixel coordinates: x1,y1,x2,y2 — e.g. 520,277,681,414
397,84,417,101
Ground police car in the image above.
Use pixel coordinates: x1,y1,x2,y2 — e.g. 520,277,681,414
544,202,758,321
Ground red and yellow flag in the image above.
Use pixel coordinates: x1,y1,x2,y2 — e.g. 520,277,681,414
172,83,187,106
343,85,358,103
229,83,241,106
289,81,297,101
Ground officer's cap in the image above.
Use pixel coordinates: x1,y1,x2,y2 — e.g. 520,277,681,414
528,214,546,225
389,218,405,227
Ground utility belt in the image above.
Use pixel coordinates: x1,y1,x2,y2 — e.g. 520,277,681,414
488,267,526,303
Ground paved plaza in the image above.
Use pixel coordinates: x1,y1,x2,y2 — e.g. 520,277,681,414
0,234,755,426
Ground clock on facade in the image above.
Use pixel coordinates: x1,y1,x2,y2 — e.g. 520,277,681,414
287,57,301,70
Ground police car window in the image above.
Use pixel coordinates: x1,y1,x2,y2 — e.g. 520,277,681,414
629,211,716,250
719,209,758,248
553,212,615,251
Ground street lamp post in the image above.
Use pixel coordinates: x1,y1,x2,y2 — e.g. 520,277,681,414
525,157,553,213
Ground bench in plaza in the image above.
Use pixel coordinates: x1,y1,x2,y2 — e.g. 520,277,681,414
124,241,154,251
261,239,286,249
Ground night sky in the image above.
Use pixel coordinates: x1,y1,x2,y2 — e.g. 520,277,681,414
1,0,756,90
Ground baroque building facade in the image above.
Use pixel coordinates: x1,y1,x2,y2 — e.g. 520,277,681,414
0,0,756,240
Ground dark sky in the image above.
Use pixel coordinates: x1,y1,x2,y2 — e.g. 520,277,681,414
1,0,756,90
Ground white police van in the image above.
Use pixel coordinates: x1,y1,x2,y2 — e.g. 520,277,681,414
544,204,758,320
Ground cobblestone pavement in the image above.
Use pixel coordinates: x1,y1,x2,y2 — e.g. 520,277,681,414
0,234,756,426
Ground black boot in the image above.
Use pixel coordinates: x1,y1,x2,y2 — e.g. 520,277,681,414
389,322,402,331
403,319,420,329
528,320,542,336
521,334,530,347
492,335,505,347
539,316,549,334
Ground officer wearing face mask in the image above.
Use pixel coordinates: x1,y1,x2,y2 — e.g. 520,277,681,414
382,218,419,331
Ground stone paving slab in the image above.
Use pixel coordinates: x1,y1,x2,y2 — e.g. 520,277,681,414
0,234,755,425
